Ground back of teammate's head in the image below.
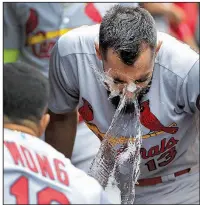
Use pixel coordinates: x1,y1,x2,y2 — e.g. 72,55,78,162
4,62,50,135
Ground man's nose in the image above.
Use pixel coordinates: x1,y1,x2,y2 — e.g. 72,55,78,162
125,90,136,99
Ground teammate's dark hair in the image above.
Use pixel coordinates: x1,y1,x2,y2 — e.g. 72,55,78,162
99,5,157,65
4,62,49,124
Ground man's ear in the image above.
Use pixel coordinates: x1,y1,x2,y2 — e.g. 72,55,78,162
156,40,162,54
95,43,102,60
38,113,50,137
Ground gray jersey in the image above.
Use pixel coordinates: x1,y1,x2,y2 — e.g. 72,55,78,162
3,3,117,77
4,128,110,204
48,25,199,179
4,3,66,77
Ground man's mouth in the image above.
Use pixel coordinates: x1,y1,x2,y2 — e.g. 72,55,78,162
107,80,152,114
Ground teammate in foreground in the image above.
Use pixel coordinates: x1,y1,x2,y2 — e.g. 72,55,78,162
46,5,199,204
3,62,110,204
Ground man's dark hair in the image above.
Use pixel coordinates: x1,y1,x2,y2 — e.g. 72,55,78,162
99,5,157,65
4,62,49,124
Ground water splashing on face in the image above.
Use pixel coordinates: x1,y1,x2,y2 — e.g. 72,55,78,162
88,61,143,204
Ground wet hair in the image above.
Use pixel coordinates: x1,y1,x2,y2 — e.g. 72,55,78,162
4,62,49,124
99,5,157,65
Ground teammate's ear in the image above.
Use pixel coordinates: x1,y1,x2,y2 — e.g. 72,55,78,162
38,114,50,137
155,41,162,55
95,43,102,60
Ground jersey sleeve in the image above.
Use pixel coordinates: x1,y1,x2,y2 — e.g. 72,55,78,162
48,42,79,114
4,3,21,50
178,59,200,113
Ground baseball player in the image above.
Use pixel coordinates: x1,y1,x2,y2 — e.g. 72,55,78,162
3,62,110,204
46,5,199,204
3,2,118,76
3,2,117,173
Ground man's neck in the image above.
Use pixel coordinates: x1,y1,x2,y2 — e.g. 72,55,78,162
4,123,38,137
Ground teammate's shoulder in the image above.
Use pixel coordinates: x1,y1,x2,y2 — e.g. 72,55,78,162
57,24,100,56
4,128,25,141
66,163,103,200
156,32,199,79
68,164,101,187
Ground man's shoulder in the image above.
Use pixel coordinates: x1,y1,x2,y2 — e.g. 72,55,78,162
156,32,199,79
57,24,100,57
